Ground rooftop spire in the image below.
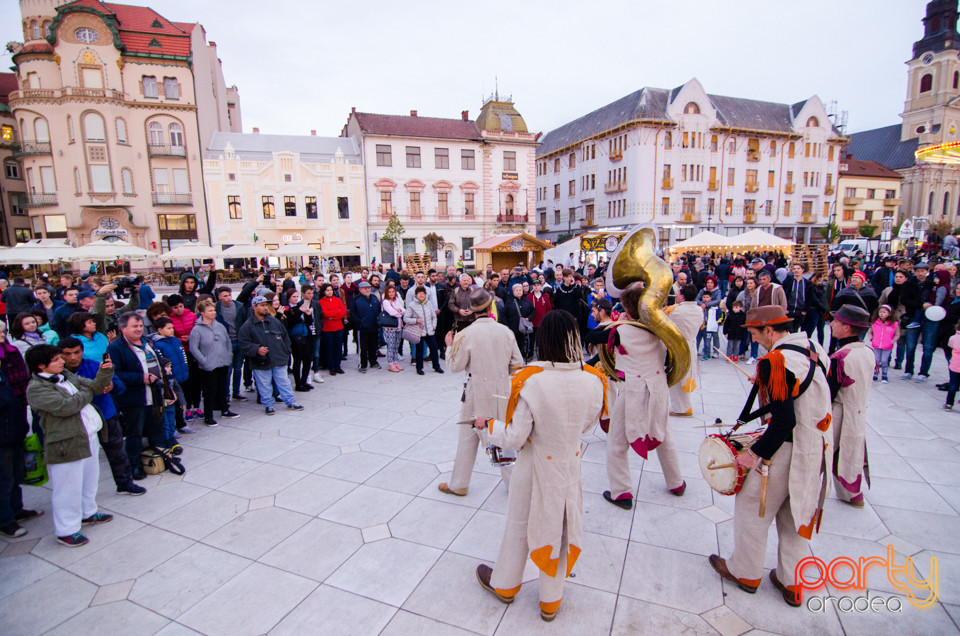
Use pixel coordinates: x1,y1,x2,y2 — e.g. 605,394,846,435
913,0,960,58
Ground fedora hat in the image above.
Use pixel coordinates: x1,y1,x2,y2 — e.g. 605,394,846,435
469,288,494,312
744,305,791,328
832,305,870,329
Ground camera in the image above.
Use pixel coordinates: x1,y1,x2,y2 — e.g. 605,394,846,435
115,275,143,298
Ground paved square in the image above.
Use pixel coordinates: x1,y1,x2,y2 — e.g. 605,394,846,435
2,348,958,634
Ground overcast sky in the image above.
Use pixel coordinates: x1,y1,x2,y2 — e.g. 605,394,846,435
1,0,931,138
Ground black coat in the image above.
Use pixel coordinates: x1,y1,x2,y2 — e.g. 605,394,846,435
2,284,35,318
0,369,27,447
502,294,534,333
553,283,584,319
238,314,292,370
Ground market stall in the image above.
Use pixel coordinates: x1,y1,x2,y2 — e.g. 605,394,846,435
666,230,730,257
472,233,553,273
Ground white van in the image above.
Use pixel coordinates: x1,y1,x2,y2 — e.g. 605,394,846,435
831,238,870,257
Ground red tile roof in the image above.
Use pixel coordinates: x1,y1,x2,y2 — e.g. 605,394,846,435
839,158,902,180
351,111,480,140
0,73,19,105
61,0,192,57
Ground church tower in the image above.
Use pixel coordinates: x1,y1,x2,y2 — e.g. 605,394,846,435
902,0,960,144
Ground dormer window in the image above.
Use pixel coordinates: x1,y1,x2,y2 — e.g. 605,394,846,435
806,117,819,128
151,19,163,28
684,102,700,115
149,38,161,48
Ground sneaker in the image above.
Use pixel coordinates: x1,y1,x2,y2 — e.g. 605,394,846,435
893,364,902,370
944,404,953,411
906,321,921,329
882,379,889,384
873,374,879,381
371,363,381,370
231,394,249,402
57,532,89,547
312,371,325,383
901,373,913,380
287,403,304,411
244,384,255,393
220,411,240,419
265,406,276,415
701,355,710,361
14,509,42,522
195,409,204,419
173,431,182,439
732,356,738,362
132,468,147,481
81,512,113,526
179,426,197,434
203,418,219,427
747,358,756,365
358,367,367,374
0,522,26,538
117,483,147,496
184,409,195,423
915,375,928,383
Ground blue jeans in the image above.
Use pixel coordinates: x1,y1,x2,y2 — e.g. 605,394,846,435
947,370,960,406
700,331,718,357
120,405,164,470
414,334,441,372
895,333,907,368
904,319,939,376
322,330,343,373
162,406,176,445
252,366,297,409
313,336,322,372
227,342,244,396
0,444,24,526
719,279,729,296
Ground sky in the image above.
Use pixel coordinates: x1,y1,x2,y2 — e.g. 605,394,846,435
0,0,931,138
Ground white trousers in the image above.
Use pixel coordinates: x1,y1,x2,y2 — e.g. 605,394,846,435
450,423,512,491
47,434,100,537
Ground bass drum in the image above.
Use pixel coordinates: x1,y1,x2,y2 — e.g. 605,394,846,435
698,432,763,495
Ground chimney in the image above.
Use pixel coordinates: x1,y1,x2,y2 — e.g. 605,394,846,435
410,110,417,117
462,110,469,121
252,127,259,133
310,130,316,136
351,106,356,113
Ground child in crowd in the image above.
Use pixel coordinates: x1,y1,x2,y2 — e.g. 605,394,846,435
868,304,899,383
723,300,746,361
945,320,960,411
149,317,193,437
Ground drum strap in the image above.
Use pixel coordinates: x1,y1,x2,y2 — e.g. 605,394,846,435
736,340,826,426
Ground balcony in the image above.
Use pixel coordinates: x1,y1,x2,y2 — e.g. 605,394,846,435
609,149,622,161
580,216,597,228
708,179,719,191
843,196,863,205
883,197,903,207
800,214,816,224
497,214,528,223
679,211,701,223
785,183,796,194
537,224,548,233
825,185,835,195
747,150,761,162
151,192,193,206
745,181,759,193
744,212,757,224
148,144,186,158
662,177,674,190
24,193,57,207
604,180,627,194
12,141,52,157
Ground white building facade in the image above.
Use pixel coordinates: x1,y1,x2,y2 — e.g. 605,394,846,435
536,78,845,246
342,99,538,269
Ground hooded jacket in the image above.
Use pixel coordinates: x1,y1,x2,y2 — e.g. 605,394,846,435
178,270,218,312
188,318,234,371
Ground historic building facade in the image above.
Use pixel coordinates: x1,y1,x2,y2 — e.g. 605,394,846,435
837,159,903,238
9,0,240,253
342,98,538,269
535,78,844,246
847,0,960,238
0,73,32,245
203,132,367,267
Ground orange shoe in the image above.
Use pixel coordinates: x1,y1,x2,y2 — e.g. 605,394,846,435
438,482,468,496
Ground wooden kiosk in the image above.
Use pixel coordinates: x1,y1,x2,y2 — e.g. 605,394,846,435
472,233,553,272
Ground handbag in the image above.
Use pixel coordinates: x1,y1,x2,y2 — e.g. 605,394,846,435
377,312,399,328
402,324,423,344
515,299,533,334
22,432,47,486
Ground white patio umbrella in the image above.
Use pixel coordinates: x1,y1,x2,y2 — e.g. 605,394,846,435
67,238,156,262
0,239,74,264
220,244,267,258
160,242,218,261
270,243,323,258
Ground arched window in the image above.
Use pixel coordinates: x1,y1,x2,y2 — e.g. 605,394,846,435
944,192,951,216
121,168,133,194
42,21,50,37
684,102,700,115
30,21,40,40
67,115,74,142
806,117,819,128
920,73,934,93
148,122,163,145
33,118,49,142
504,194,514,214
82,112,105,141
115,118,127,144
168,123,183,148
929,191,935,215
74,168,82,194
954,71,959,90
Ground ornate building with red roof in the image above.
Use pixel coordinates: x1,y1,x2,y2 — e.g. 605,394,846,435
9,0,241,255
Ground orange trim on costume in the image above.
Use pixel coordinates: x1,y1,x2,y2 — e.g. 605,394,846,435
798,509,823,539
756,349,788,402
739,577,762,587
495,585,521,598
744,316,791,327
682,377,696,393
530,545,560,577
540,599,562,613
664,304,677,315
505,366,544,425
583,364,610,418
816,413,831,432
566,545,582,577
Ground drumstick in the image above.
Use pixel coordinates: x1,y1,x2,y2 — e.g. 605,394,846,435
706,460,736,471
758,459,771,517
713,347,754,380
694,423,728,428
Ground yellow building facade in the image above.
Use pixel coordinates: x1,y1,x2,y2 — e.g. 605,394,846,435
837,158,902,238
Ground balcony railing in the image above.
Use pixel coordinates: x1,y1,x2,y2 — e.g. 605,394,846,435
662,177,674,190
378,206,393,221
747,150,761,162
537,224,548,233
580,216,596,228
24,193,57,207
679,211,700,223
843,196,863,205
604,180,627,194
883,197,903,206
148,143,186,158
497,214,528,223
745,181,759,193
800,214,816,224
824,185,835,195
744,212,757,224
10,87,125,102
708,179,719,191
152,192,193,206
785,183,795,194
609,149,622,161
12,141,51,157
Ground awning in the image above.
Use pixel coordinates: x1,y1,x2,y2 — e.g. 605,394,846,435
668,230,729,252
220,244,266,258
727,229,795,248
160,242,218,261
68,239,156,262
0,239,74,264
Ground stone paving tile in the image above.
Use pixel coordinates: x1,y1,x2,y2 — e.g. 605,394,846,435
4,349,960,635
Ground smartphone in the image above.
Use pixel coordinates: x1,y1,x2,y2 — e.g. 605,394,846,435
102,353,111,364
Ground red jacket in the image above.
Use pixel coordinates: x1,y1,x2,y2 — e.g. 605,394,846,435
319,296,347,332
527,292,552,327
170,310,197,343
